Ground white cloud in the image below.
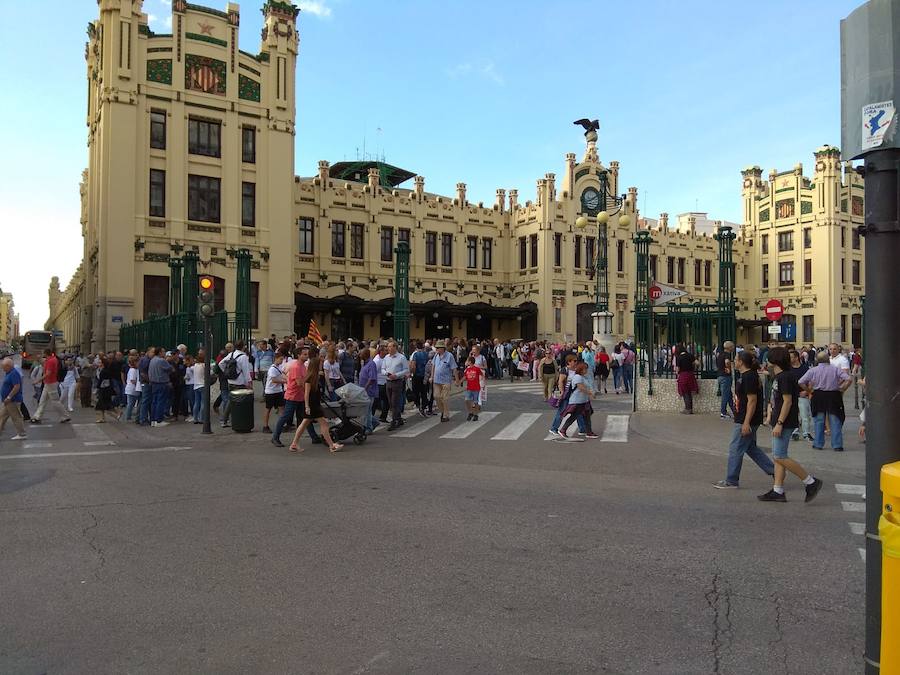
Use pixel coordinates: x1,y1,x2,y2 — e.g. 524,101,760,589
147,12,172,31
298,1,332,18
446,60,504,86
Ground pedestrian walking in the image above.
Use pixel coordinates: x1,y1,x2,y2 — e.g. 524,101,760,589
675,346,699,414
357,348,380,432
262,352,286,433
124,355,141,421
288,357,343,453
31,349,70,425
539,352,557,400
595,346,610,394
713,351,775,489
95,357,121,423
381,341,410,431
60,357,78,413
191,351,206,425
0,357,27,440
549,353,587,437
430,340,459,422
148,348,173,427
463,357,485,421
789,349,813,442
717,341,736,419
557,361,597,439
271,346,322,447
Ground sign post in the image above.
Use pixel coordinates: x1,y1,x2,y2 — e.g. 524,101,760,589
648,281,689,307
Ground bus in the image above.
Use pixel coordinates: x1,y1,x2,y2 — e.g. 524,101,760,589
22,330,55,369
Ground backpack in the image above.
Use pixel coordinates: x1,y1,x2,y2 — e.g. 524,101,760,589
221,351,240,380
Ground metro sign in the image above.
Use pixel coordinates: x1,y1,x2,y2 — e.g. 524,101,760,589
648,281,689,306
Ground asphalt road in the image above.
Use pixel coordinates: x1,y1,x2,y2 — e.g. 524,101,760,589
0,377,865,674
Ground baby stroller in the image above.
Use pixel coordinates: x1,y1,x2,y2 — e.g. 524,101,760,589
322,383,370,445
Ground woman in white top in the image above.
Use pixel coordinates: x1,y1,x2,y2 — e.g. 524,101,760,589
124,356,142,421
191,352,206,425
30,359,44,405
322,345,344,401
60,358,79,413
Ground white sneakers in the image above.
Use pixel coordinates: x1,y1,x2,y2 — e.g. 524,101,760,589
10,434,27,440
151,421,169,427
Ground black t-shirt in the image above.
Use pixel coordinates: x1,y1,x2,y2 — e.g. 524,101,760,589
108,360,123,379
735,370,764,426
770,370,800,429
676,351,695,372
716,352,732,376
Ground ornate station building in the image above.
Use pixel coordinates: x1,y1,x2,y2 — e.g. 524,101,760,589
46,0,865,353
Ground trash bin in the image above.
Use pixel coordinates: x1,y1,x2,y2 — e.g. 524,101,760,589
229,388,255,433
880,461,900,673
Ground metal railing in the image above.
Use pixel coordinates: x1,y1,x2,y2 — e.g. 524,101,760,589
119,311,250,356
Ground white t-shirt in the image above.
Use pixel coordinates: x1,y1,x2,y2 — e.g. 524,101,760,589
222,349,251,386
265,364,286,395
125,367,141,395
192,363,205,390
323,359,342,381
830,354,850,373
184,367,194,387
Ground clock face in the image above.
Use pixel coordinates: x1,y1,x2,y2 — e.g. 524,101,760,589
581,188,602,215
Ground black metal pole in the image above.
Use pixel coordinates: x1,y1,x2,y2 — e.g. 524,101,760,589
863,148,900,673
202,317,212,435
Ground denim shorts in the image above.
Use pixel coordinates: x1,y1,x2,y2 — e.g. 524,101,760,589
464,390,480,402
771,428,796,459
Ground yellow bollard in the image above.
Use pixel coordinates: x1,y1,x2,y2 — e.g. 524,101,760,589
880,462,900,674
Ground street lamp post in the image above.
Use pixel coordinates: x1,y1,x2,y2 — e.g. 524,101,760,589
576,193,628,351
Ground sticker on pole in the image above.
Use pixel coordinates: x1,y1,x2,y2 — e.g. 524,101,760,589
862,100,895,151
648,281,688,306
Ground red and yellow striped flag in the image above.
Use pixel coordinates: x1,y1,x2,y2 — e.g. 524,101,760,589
307,319,323,346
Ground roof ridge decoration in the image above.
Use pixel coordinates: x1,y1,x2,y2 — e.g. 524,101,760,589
262,1,300,20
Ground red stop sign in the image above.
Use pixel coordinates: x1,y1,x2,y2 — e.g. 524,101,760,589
765,299,784,321
649,285,662,301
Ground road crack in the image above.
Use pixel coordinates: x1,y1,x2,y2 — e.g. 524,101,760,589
81,511,107,580
704,564,733,674
770,593,789,675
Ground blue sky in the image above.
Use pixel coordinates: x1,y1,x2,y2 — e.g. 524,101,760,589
0,0,861,332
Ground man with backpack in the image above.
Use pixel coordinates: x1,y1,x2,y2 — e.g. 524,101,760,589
220,340,252,428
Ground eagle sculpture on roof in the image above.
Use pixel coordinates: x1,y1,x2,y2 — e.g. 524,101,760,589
574,118,600,143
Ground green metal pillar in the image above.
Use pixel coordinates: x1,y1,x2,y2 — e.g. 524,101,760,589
168,257,183,316
235,249,252,346
634,230,653,395
393,241,410,353
714,225,737,344
180,251,199,352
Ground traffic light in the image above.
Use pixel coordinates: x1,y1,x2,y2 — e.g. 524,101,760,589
198,276,215,318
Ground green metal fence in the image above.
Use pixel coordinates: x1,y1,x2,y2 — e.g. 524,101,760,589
119,311,249,356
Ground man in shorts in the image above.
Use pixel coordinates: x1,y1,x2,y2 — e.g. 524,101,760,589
463,357,485,421
431,340,460,422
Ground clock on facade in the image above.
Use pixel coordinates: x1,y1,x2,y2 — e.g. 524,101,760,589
581,187,602,215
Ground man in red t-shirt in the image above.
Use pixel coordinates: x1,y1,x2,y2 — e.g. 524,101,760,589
31,349,71,424
463,357,485,422
271,347,321,447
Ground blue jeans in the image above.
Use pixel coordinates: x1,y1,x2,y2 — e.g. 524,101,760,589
219,386,231,422
726,423,775,486
150,383,169,423
718,376,736,416
272,399,321,443
612,368,623,391
138,385,152,424
550,396,586,433
192,388,204,423
622,363,634,393
125,393,140,421
813,412,843,449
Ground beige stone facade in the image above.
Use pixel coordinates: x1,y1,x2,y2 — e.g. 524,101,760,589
740,145,866,346
45,1,865,353
0,291,18,344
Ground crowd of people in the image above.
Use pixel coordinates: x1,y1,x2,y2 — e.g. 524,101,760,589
0,335,863,478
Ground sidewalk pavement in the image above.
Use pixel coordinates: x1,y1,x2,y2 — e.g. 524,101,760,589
630,409,865,479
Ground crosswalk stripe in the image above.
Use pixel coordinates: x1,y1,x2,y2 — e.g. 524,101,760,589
842,501,866,512
0,446,191,461
491,413,543,440
835,484,866,495
859,548,866,562
73,424,109,442
391,411,458,438
601,415,629,442
22,441,52,449
849,522,865,536
440,411,501,439
83,440,116,447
